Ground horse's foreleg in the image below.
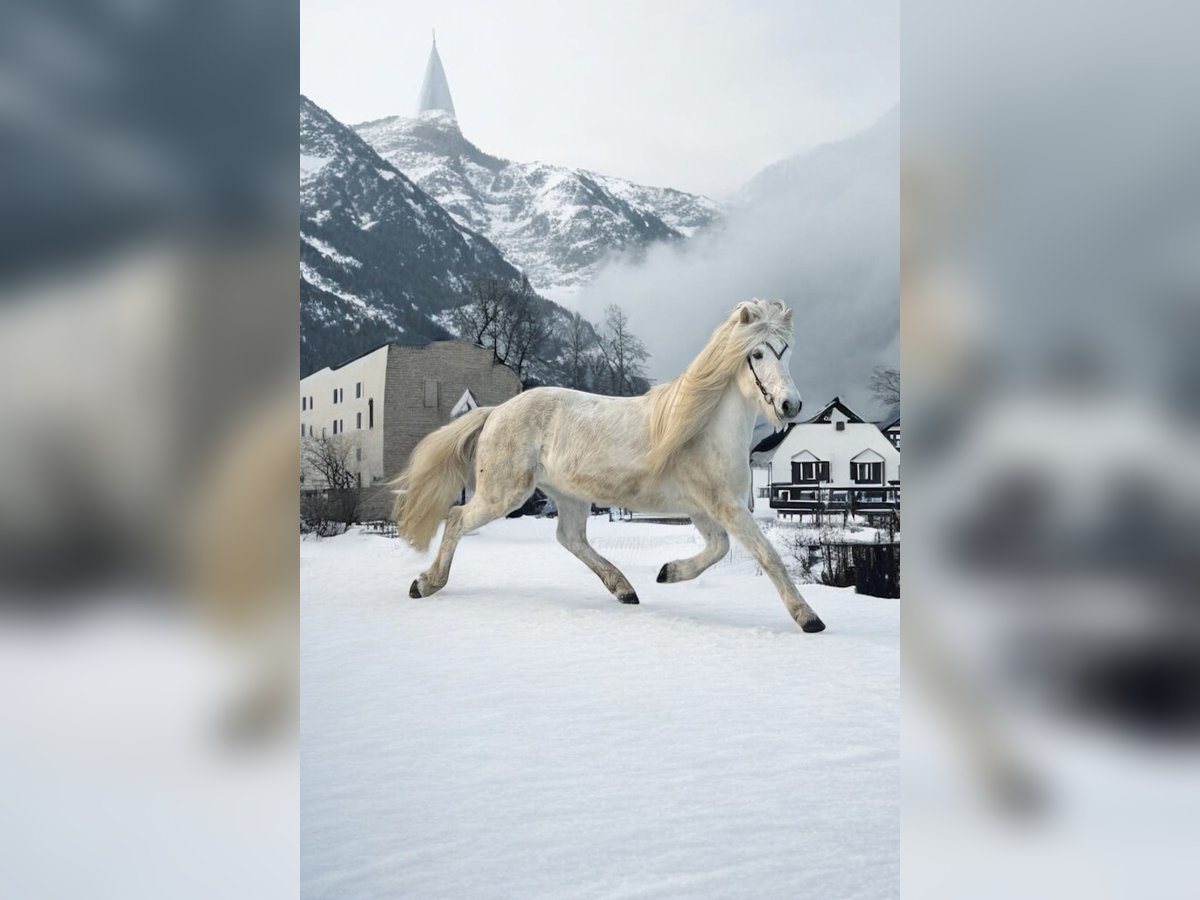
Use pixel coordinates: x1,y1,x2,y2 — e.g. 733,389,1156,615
707,502,826,632
656,513,729,584
553,496,640,604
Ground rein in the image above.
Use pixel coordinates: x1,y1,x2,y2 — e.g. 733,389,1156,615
747,340,788,407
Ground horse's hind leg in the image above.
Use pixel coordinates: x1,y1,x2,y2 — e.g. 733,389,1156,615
552,495,640,605
410,469,534,599
656,512,729,584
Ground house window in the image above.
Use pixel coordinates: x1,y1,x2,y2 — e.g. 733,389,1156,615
302,396,307,411
322,427,326,438
836,421,845,431
309,396,314,409
332,388,344,404
356,412,362,429
851,461,883,484
790,460,830,483
355,382,362,399
309,424,314,437
332,420,338,435
424,379,438,408
368,398,374,428
301,424,305,437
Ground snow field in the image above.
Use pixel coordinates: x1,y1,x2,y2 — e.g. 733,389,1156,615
302,517,898,899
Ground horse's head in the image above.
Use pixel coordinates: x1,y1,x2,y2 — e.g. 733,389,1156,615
734,299,802,425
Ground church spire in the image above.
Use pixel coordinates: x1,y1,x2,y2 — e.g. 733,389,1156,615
416,33,456,118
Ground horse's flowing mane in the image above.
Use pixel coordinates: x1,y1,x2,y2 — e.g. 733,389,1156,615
644,299,793,473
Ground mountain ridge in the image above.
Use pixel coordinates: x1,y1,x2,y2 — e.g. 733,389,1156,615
354,110,721,299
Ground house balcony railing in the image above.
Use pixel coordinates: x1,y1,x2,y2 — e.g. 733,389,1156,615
769,483,900,513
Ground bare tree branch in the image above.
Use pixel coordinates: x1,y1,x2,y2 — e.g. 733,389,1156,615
869,366,900,408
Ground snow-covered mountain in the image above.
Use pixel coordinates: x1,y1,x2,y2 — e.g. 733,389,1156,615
300,95,525,375
354,109,721,299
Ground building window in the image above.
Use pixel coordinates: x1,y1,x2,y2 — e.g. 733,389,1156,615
301,423,305,437
309,396,314,409
424,379,438,408
851,461,883,484
309,424,314,437
322,427,326,438
332,388,344,404
302,396,307,411
355,382,362,399
836,420,845,431
355,447,362,461
356,412,362,429
791,460,830,483
368,398,374,428
332,420,338,435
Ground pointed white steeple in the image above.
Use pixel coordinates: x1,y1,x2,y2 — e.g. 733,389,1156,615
416,31,456,118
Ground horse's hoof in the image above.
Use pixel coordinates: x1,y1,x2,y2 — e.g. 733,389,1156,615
409,579,422,599
801,617,826,633
617,591,640,605
656,564,671,583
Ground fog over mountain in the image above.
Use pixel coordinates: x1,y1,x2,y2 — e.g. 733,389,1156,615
572,107,899,419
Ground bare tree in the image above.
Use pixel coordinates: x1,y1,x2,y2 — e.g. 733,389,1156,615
496,277,549,383
450,279,504,348
564,311,594,390
870,365,900,408
451,277,549,384
597,304,649,396
301,434,361,528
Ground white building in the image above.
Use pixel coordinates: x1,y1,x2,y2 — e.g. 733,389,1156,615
752,397,900,520
300,341,521,516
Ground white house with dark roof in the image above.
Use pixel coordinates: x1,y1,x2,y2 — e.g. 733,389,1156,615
750,397,900,520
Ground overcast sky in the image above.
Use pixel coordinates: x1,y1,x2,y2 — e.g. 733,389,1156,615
301,0,898,199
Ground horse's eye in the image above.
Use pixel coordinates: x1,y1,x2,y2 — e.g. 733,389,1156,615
753,350,764,360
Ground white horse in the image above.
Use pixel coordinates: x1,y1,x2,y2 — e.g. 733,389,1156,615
393,298,826,632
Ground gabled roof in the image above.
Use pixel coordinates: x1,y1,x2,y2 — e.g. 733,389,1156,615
804,396,864,424
881,413,900,431
450,388,478,418
770,414,901,467
750,422,795,458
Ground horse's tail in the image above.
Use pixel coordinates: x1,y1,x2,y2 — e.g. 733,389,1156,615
391,406,494,551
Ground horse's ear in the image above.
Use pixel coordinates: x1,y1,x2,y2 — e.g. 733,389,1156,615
737,303,759,325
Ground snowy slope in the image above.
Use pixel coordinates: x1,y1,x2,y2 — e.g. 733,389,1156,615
301,518,899,898
300,96,524,375
354,111,722,299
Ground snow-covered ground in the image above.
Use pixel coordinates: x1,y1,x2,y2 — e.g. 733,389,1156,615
301,517,899,899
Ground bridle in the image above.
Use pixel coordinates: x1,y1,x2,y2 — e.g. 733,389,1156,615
747,340,788,408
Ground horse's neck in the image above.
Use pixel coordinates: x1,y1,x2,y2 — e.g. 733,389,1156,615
707,382,759,461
